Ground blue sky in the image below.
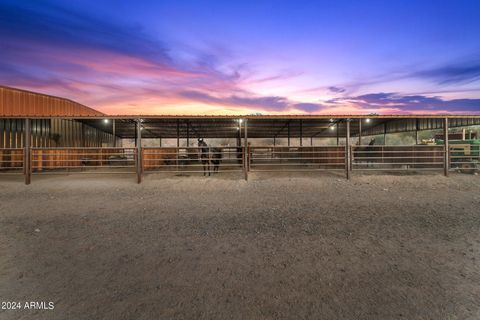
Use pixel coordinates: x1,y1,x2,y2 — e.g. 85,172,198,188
1,0,480,114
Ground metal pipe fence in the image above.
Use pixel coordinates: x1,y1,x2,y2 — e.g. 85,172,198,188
142,146,244,174
1,144,479,181
0,148,24,173
30,147,136,174
249,146,346,172
351,145,445,171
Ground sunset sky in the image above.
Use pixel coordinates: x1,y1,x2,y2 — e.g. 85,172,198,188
1,0,480,115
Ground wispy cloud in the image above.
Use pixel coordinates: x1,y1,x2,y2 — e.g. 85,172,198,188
180,91,322,112
328,93,480,114
412,59,480,85
328,86,346,93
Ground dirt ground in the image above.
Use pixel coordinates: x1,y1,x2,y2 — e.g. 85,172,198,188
1,172,480,320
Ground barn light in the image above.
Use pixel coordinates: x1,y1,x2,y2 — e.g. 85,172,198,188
237,127,240,131
239,119,243,124
365,118,371,123
330,126,335,130
103,119,109,124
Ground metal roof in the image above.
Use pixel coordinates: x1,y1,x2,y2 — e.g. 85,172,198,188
1,86,480,119
80,117,480,139
0,86,104,117
2,87,480,139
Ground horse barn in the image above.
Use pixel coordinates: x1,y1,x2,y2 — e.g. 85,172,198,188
1,86,480,184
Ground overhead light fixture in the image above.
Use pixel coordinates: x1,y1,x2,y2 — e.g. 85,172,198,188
330,126,335,130
365,118,371,123
329,118,334,122
103,119,109,124
237,127,240,131
239,119,243,124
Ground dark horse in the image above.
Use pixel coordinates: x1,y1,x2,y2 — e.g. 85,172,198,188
198,138,222,176
354,138,377,168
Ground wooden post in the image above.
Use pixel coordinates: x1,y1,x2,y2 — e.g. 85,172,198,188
336,121,339,145
112,119,116,147
176,119,179,170
186,120,190,147
415,119,419,145
346,119,351,180
136,119,142,183
384,123,387,145
444,118,449,177
358,119,362,145
287,121,290,147
176,119,180,148
134,122,137,147
300,119,303,146
237,120,242,165
244,119,248,181
24,118,31,185
310,136,313,146
237,121,242,147
81,123,85,147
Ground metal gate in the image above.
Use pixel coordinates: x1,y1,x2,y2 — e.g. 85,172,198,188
351,145,445,171
30,147,137,174
248,146,346,172
142,146,244,174
0,148,24,174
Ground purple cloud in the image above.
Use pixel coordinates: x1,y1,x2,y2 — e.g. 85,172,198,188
331,92,480,113
178,91,327,113
179,91,290,111
413,59,480,85
328,86,346,93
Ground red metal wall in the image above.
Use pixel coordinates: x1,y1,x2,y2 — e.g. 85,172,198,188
0,86,104,117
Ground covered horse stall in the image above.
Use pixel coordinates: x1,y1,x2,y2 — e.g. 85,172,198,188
1,87,480,184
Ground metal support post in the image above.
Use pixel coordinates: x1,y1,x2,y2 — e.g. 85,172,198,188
244,119,248,181
24,118,31,185
136,119,142,183
346,119,351,180
444,118,449,177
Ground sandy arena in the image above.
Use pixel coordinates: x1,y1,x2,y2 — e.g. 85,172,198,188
1,172,480,319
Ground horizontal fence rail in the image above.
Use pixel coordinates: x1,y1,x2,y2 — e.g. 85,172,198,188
31,147,137,174
249,146,346,172
142,146,244,174
351,145,445,171
0,148,24,173
449,144,480,173
2,144,479,181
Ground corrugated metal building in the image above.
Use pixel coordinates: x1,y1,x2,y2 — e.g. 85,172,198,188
0,86,117,148
0,86,104,117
